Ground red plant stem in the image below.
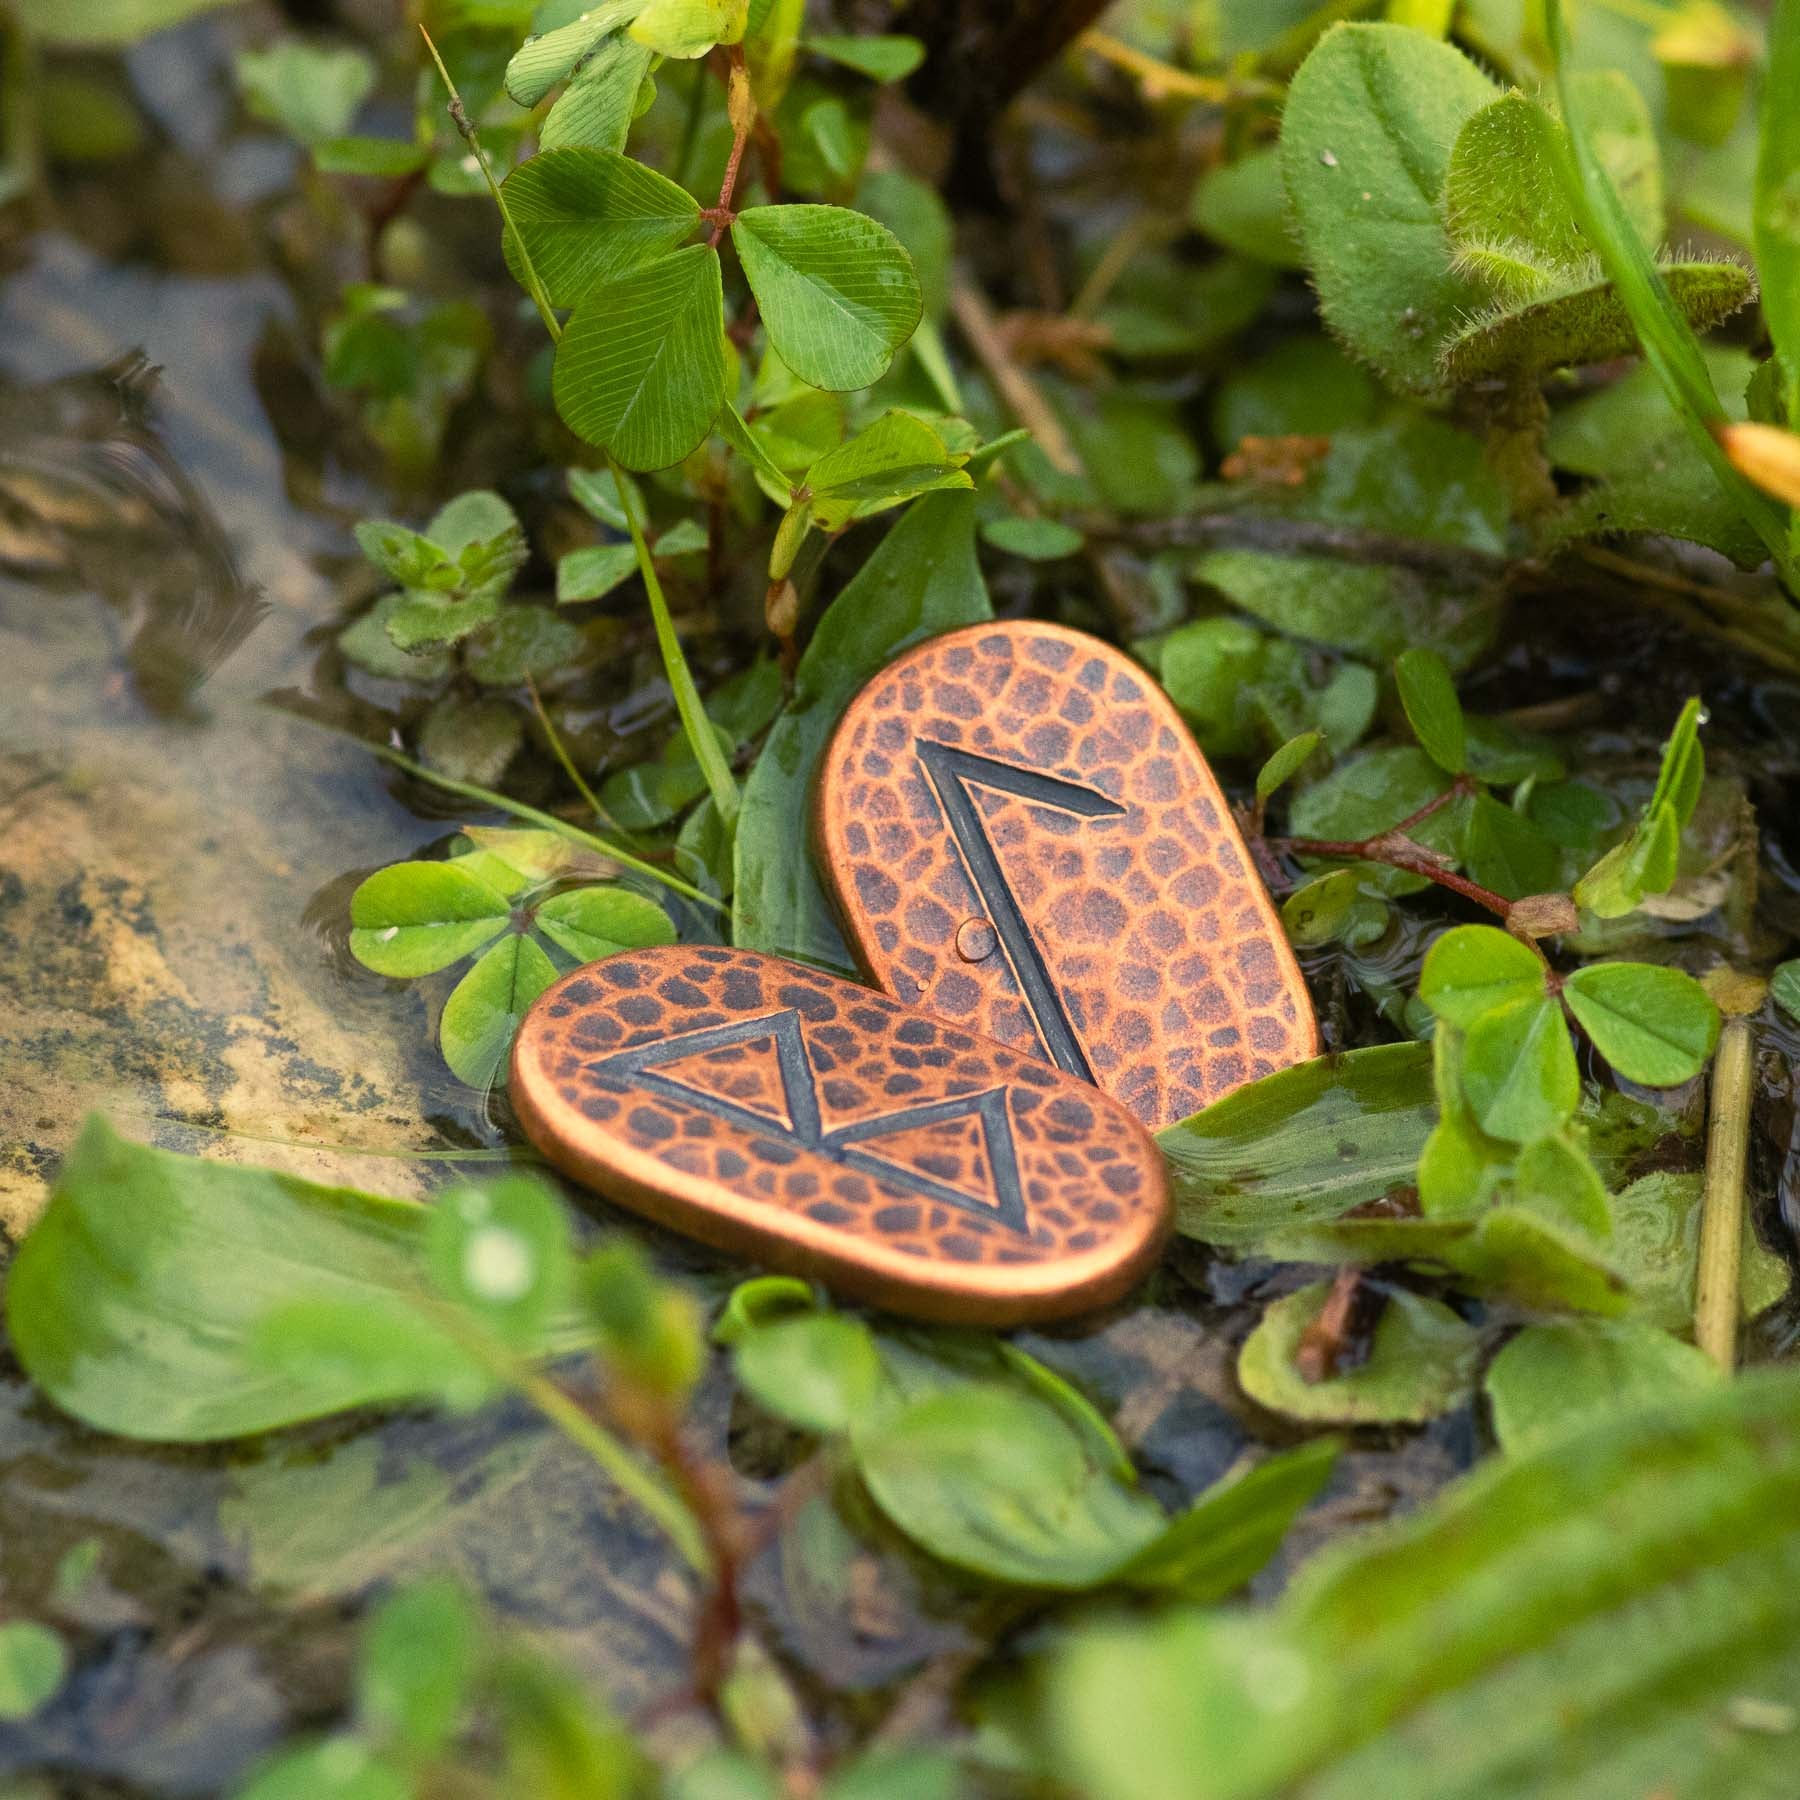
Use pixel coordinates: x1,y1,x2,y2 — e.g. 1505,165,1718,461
708,46,753,245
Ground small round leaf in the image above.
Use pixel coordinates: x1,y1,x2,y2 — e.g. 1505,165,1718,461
1563,961,1721,1087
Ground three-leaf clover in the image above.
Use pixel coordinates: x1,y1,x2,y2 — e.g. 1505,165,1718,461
1419,924,1719,1146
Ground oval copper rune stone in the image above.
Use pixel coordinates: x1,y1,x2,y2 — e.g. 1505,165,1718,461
815,621,1317,1131
511,946,1169,1323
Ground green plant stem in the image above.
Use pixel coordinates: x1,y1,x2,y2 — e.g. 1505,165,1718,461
421,25,739,825
525,672,616,829
610,447,742,828
512,1361,713,1574
1695,1014,1754,1372
293,715,722,909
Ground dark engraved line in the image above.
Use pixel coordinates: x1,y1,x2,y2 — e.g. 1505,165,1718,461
914,738,1126,1084
585,1009,1030,1233
830,1087,1026,1234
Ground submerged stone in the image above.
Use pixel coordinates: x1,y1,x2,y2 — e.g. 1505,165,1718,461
510,946,1169,1324
814,621,1317,1130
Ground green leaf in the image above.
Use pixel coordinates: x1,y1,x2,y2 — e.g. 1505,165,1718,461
1211,334,1382,445
731,204,922,391
505,1,646,107
1394,647,1465,774
314,135,430,177
854,1383,1165,1589
1612,1171,1792,1331
1262,1205,1629,1314
630,0,746,57
1191,145,1303,269
540,35,656,152
1297,416,1510,554
358,1578,479,1758
1546,0,1794,580
532,884,676,962
1444,81,1661,296
980,516,1083,560
427,1176,571,1349
1195,549,1497,672
1512,1128,1611,1239
557,542,639,603
235,41,375,146
733,1313,883,1434
3,1118,598,1440
1657,1,1755,146
1771,958,1800,1023
1438,260,1754,386
854,169,951,322
385,591,503,652
1462,791,1563,902
1278,23,1496,394
237,1741,409,1800
553,244,726,469
1111,1440,1340,1603
804,410,971,529
1485,1318,1719,1456
1418,923,1547,1028
1286,745,1464,896
0,1622,66,1721
805,33,924,81
1563,962,1721,1087
466,606,585,686
1050,1368,1800,1800
500,148,700,309
1756,0,1800,423
417,694,524,789
1462,993,1580,1141
1256,731,1322,803
337,595,455,682
439,933,559,1088
1158,616,1271,758
733,492,989,967
567,462,641,530
355,519,454,589
1160,1043,1435,1248
1239,1283,1482,1425
348,861,512,976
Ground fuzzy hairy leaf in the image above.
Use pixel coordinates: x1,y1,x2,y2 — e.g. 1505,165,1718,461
1438,258,1753,383
1279,23,1496,393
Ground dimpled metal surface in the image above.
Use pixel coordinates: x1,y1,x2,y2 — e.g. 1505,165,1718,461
815,621,1317,1131
510,946,1169,1324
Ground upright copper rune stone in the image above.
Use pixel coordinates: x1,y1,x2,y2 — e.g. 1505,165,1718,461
511,946,1169,1324
815,621,1316,1131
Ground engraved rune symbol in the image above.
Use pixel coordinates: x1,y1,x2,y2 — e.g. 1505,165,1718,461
588,1009,1030,1234
914,739,1127,1084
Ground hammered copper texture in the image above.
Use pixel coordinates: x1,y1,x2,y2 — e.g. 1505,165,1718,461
510,946,1169,1324
814,622,1317,1131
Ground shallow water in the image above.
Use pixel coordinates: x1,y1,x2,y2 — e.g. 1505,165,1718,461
1,13,1798,1797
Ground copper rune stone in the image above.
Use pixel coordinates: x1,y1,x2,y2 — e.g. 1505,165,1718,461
510,946,1169,1324
814,620,1317,1131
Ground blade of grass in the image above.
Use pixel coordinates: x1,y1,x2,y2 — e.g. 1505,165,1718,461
286,709,723,910
1546,0,1796,588
1758,0,1800,423
420,26,741,829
